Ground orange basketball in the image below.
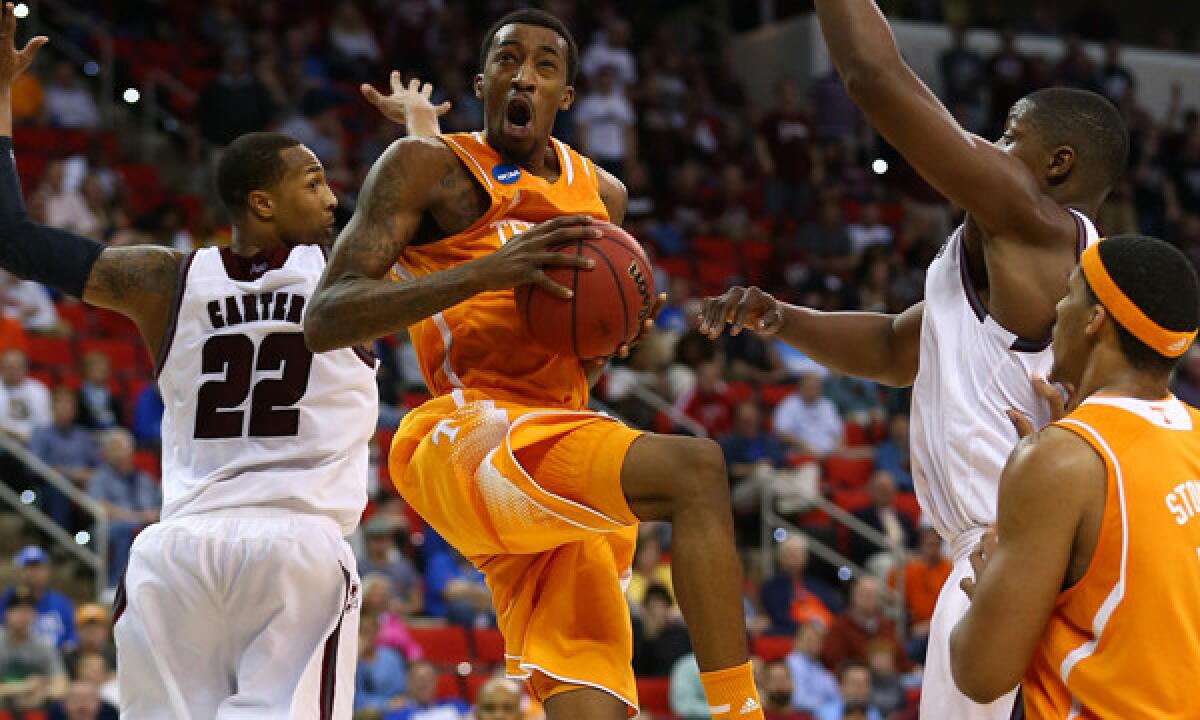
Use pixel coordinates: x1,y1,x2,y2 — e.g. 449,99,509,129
514,222,656,359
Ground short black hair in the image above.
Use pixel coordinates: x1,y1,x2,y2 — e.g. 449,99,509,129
479,9,578,85
643,583,674,607
216,132,302,218
1082,235,1200,374
1021,88,1129,196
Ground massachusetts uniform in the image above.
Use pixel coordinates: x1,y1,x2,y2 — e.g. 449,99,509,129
1023,395,1200,719
115,244,378,720
910,210,1098,719
388,133,645,713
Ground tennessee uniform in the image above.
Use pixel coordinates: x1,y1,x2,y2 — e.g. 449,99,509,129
1022,394,1200,719
389,132,645,712
115,245,378,720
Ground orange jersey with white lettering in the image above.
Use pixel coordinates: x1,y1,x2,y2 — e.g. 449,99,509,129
392,133,609,410
1023,394,1200,719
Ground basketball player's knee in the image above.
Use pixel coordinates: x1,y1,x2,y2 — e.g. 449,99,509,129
677,438,731,509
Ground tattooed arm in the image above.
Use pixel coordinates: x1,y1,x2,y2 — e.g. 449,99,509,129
305,137,598,352
84,246,184,358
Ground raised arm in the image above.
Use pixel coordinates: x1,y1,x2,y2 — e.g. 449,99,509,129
812,0,1068,240
0,4,182,358
949,426,1105,702
700,287,922,388
305,138,600,352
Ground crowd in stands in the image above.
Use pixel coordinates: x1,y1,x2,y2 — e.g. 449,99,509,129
2,1,1200,718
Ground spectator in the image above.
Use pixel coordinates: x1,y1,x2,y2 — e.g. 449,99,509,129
625,530,674,609
823,372,885,430
985,27,1031,135
772,372,844,459
938,21,984,121
131,384,164,451
47,679,118,720
354,613,407,716
761,535,839,636
815,661,882,720
62,605,114,680
632,584,691,677
423,536,493,628
581,18,637,89
472,677,522,720
73,652,117,708
848,471,916,573
761,659,808,720
0,349,52,444
845,202,893,258
720,399,789,489
358,518,422,614
888,526,950,663
574,64,636,178
873,414,913,492
0,584,67,712
43,62,100,130
0,313,25,355
277,89,345,166
668,652,709,720
39,160,102,239
1172,347,1200,408
797,193,856,276
0,547,77,651
819,577,912,674
327,0,381,81
195,46,277,146
755,79,820,220
1,270,61,335
808,69,861,144
724,328,790,385
382,659,469,720
1099,39,1136,109
89,428,162,589
864,639,905,716
1055,33,1102,94
361,573,424,663
30,388,100,529
76,353,123,431
785,622,839,716
676,360,738,437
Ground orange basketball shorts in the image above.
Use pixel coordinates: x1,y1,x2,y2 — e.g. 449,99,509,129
389,389,644,713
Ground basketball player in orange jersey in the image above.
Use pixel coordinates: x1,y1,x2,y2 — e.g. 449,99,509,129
699,2,1126,717
305,9,765,719
951,235,1200,718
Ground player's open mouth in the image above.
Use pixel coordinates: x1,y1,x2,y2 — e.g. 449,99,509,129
503,97,533,139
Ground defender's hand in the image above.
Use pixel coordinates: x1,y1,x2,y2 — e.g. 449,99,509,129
699,286,785,339
1006,375,1071,438
473,215,599,298
959,528,997,601
0,3,47,87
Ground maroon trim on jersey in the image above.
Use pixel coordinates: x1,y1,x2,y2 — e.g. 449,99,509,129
111,567,128,628
352,344,376,368
154,251,197,379
1073,210,1088,259
219,245,293,282
318,564,352,720
958,234,988,322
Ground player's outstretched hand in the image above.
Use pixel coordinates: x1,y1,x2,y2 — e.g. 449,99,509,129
475,215,599,298
698,286,785,339
361,72,451,132
959,527,997,600
0,3,47,88
1005,375,1071,438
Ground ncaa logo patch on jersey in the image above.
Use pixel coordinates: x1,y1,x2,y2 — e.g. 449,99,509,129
492,164,522,185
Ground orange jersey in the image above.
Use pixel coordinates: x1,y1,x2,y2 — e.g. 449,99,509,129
1023,394,1200,719
391,132,609,410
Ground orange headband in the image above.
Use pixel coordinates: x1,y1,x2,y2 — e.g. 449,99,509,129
1080,242,1197,358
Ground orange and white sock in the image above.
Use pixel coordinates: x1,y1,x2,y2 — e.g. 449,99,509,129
699,661,764,719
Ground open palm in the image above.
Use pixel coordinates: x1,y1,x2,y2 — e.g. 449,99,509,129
0,2,47,86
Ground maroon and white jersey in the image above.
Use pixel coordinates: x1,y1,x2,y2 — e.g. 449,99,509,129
155,244,378,535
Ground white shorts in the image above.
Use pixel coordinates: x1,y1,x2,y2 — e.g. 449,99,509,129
114,511,360,720
920,528,1018,720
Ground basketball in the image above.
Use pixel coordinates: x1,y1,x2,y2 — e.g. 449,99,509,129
515,222,657,359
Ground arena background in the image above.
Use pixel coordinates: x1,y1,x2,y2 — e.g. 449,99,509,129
0,1,1198,718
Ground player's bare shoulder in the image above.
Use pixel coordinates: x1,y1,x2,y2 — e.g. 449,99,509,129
594,164,628,224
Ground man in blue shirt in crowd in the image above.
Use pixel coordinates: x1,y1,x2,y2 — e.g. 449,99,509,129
383,660,469,720
0,546,77,650
29,387,99,529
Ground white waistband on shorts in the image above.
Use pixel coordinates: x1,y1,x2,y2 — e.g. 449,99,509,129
949,526,987,563
160,507,344,538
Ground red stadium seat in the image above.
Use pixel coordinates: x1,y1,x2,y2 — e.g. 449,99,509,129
410,625,471,667
760,384,793,410
751,634,794,662
78,339,141,373
471,627,505,664
832,489,872,513
655,256,692,279
896,491,921,527
465,672,490,703
726,381,754,402
692,235,737,261
636,677,671,716
28,369,56,389
93,308,141,340
26,337,73,369
741,239,773,262
844,422,867,447
435,672,464,700
55,301,91,334
824,456,873,489
133,450,160,480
